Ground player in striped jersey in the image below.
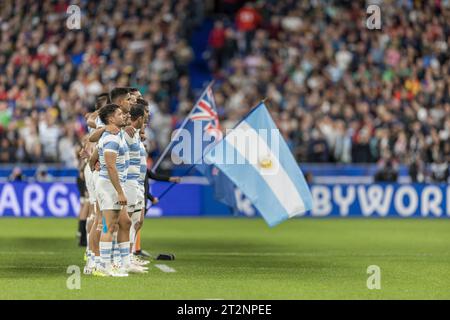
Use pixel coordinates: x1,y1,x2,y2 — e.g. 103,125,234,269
132,100,180,259
83,93,109,274
95,104,130,277
87,88,134,273
122,103,148,273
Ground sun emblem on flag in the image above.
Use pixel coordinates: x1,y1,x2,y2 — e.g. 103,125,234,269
259,156,273,169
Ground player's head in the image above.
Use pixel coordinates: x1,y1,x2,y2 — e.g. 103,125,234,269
110,87,132,123
136,98,149,110
136,98,150,124
98,103,124,128
129,103,146,129
95,92,110,110
110,87,132,110
129,87,142,101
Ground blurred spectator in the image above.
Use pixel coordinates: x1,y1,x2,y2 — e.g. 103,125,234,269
39,111,61,162
0,137,15,162
235,2,262,53
208,21,226,71
8,167,25,182
374,154,399,182
34,165,53,182
409,157,426,183
430,156,449,183
307,129,330,163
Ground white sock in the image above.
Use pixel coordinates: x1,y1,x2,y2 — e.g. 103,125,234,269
112,232,121,265
99,242,112,272
94,255,101,268
87,251,95,268
119,242,131,269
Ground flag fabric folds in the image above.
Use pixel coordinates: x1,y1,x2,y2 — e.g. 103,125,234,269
165,84,240,211
172,84,222,165
204,102,313,227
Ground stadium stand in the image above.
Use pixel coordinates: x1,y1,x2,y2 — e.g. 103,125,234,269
0,0,448,183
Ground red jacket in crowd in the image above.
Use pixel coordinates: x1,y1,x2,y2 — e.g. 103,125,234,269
236,6,261,32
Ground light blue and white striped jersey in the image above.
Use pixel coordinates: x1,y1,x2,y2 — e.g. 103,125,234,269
124,129,141,181
88,116,105,134
98,131,129,184
138,141,147,187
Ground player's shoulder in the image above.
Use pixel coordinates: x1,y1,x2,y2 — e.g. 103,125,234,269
101,131,121,144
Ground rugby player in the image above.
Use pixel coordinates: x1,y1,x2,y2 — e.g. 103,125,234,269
76,138,90,247
84,93,110,274
87,88,133,271
95,103,129,277
133,99,180,258
123,103,150,269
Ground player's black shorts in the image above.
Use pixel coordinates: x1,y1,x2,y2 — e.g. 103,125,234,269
77,175,87,197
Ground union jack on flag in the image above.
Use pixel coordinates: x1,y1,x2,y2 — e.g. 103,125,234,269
189,86,221,138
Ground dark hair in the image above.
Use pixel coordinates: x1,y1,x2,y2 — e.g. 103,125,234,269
129,104,146,121
136,98,149,111
110,87,129,103
95,92,110,110
136,98,148,105
120,87,139,93
98,104,120,125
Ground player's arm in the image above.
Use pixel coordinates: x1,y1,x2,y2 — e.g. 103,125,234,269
123,129,136,146
88,127,106,143
89,124,120,143
147,170,181,183
143,170,159,205
86,111,98,129
124,126,136,138
89,147,99,171
79,160,87,178
147,192,158,203
104,151,127,205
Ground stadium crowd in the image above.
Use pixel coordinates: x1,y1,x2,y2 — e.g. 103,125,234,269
0,0,449,181
208,1,449,171
0,0,202,167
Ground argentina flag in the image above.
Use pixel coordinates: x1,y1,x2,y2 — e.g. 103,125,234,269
204,102,313,227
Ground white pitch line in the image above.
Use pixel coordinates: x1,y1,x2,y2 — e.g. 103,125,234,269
0,251,59,255
0,266,63,269
182,251,437,257
154,264,176,273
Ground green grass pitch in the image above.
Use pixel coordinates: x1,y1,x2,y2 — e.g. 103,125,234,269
0,217,449,299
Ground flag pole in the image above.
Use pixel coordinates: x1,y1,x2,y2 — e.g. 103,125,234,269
156,164,197,200
151,80,215,172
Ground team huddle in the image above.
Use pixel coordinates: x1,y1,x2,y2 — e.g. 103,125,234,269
78,87,178,277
